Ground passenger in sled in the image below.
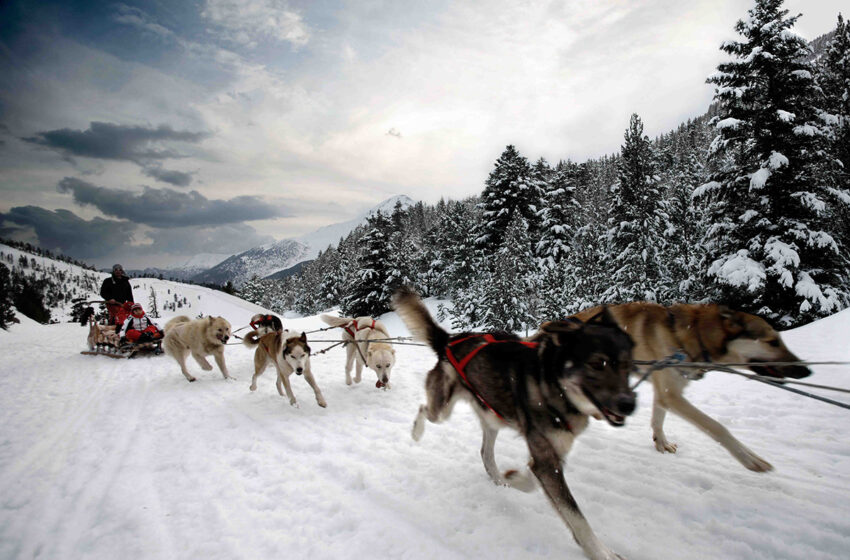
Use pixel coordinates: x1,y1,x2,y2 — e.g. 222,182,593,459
120,303,163,344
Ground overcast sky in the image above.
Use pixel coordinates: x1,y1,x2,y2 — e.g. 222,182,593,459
0,0,845,268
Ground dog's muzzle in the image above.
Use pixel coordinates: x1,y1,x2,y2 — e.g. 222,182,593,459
590,390,636,428
749,360,811,380
296,367,304,376
218,334,229,343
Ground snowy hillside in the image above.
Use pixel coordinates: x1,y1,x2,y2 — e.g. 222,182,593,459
1,243,103,322
191,239,311,287
1,285,849,559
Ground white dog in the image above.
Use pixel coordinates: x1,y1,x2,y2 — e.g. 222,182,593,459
320,314,396,388
163,315,233,382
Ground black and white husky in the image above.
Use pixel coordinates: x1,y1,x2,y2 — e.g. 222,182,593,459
393,288,636,560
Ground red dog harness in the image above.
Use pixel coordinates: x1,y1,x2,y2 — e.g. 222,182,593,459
445,334,539,421
250,314,277,331
343,319,377,339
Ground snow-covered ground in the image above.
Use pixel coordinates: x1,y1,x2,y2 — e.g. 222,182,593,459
1,285,850,560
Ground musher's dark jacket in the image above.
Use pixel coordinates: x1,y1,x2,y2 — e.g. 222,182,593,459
100,276,134,304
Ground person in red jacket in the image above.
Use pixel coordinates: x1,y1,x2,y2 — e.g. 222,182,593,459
120,303,163,343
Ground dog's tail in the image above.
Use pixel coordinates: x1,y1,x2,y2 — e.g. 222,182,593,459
320,314,355,328
164,315,190,334
392,287,448,356
243,330,262,347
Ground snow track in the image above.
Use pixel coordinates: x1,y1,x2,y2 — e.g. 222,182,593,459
2,302,850,559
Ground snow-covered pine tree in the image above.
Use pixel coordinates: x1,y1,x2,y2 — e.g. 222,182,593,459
536,160,578,270
387,202,417,296
478,213,537,332
416,226,445,298
660,126,709,303
314,245,343,311
341,211,394,317
702,0,849,326
0,263,16,329
475,145,539,255
603,113,667,303
238,275,265,306
815,14,850,251
147,287,160,318
536,160,580,319
564,161,610,313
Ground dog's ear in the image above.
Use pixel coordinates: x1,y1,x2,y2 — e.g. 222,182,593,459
538,318,583,346
717,305,745,336
586,306,618,328
299,331,307,343
208,316,215,324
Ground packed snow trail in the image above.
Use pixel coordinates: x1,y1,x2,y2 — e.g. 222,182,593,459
2,295,850,559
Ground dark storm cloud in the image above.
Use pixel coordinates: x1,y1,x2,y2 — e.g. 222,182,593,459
141,164,194,187
0,206,135,259
57,177,285,228
145,223,274,255
23,121,208,163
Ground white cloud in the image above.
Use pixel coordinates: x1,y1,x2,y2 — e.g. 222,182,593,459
201,0,310,49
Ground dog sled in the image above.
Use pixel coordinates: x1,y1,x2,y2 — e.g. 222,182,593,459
76,300,164,359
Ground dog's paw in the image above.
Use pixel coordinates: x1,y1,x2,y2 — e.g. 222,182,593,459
412,417,425,441
289,400,299,408
653,435,678,454
503,469,537,493
249,384,257,391
317,399,328,408
224,374,236,381
736,448,774,473
188,377,197,382
345,376,352,386
592,544,627,560
201,363,213,371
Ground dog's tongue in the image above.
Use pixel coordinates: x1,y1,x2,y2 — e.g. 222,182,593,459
376,380,384,388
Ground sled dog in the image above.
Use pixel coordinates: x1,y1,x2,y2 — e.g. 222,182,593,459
571,302,811,472
320,314,396,388
243,330,326,408
393,288,636,560
249,313,283,335
163,315,233,382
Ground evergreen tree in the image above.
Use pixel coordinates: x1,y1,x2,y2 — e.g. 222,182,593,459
815,14,850,250
148,287,160,318
603,113,666,303
476,213,537,332
11,272,50,324
476,145,539,255
536,160,579,270
0,263,16,329
342,211,394,317
660,129,709,302
703,0,849,325
564,163,610,313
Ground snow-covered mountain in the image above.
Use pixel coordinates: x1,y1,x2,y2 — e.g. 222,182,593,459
128,253,230,282
294,194,415,259
191,239,311,287
185,195,416,286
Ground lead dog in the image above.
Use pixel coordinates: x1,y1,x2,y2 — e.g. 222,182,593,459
571,302,811,472
163,315,233,382
319,314,396,388
243,329,327,408
393,288,635,560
